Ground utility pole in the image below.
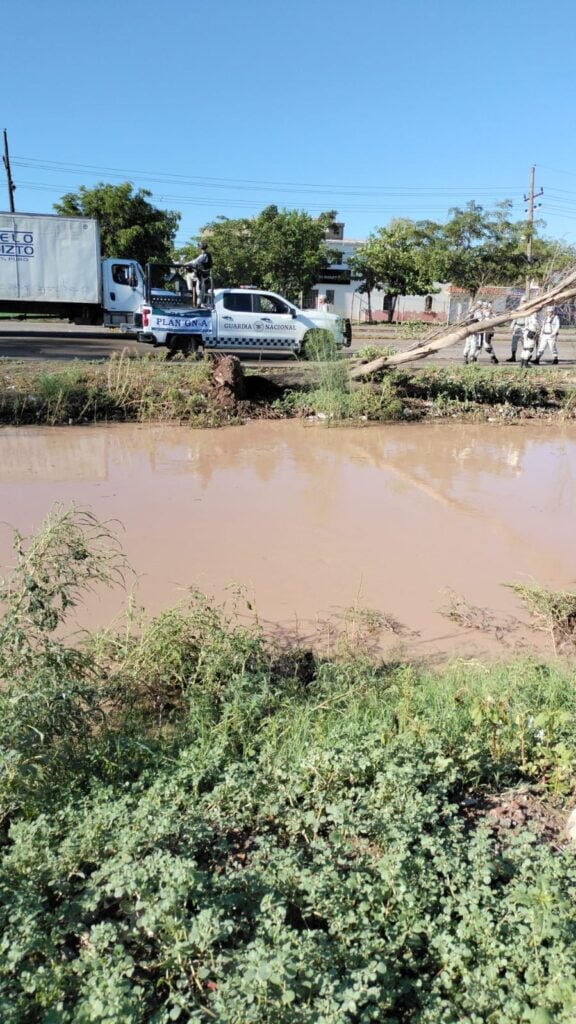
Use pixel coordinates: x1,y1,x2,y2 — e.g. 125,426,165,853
524,165,543,299
2,130,16,212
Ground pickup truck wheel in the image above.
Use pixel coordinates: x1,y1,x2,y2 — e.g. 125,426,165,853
300,329,338,361
189,335,205,360
166,336,193,361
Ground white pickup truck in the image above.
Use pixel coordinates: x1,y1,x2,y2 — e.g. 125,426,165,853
136,285,352,358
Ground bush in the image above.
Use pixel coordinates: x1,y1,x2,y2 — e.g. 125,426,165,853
300,329,339,361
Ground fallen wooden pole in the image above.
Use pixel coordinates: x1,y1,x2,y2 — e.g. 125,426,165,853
350,269,576,379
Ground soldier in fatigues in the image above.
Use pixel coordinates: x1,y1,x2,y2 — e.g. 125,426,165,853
185,241,213,306
533,306,560,365
475,302,499,364
506,314,525,362
463,303,482,364
519,313,540,368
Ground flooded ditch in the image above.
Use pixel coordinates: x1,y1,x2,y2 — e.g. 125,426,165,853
1,419,575,658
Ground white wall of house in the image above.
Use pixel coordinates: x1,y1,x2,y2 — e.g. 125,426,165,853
350,285,452,323
310,228,451,322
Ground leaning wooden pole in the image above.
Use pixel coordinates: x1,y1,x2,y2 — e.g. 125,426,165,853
350,268,576,380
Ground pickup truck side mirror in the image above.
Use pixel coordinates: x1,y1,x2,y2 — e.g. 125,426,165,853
291,309,297,318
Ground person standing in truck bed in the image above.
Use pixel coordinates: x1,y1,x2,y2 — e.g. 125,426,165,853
186,241,213,306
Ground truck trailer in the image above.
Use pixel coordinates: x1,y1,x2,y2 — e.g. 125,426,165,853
0,212,146,326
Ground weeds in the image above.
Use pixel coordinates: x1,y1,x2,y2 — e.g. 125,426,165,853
0,504,127,674
300,328,339,361
440,588,522,642
280,371,404,422
394,318,431,341
2,511,576,1021
355,344,397,361
508,583,576,653
1,357,576,427
0,355,227,426
394,364,555,407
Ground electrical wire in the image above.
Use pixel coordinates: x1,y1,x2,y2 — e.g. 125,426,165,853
12,155,527,197
12,154,576,237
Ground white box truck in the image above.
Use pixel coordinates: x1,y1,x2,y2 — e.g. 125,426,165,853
0,212,146,326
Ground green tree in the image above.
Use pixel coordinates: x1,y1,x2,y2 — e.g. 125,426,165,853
347,249,382,322
528,231,576,284
438,201,528,298
179,206,335,301
180,215,256,288
350,218,442,321
54,182,180,267
438,201,576,299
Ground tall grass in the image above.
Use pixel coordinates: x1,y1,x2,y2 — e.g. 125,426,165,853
0,353,221,426
282,345,404,421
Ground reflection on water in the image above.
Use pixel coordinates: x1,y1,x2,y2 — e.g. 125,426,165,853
1,420,575,657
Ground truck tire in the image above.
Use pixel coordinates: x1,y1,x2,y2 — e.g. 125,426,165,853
166,335,204,361
300,329,338,361
165,335,190,360
189,334,205,360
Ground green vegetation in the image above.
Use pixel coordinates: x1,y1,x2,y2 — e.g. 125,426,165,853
277,362,576,423
283,344,403,421
509,584,576,655
393,320,431,342
54,183,180,267
280,373,404,422
50,178,575,308
0,353,230,427
300,328,339,362
349,219,441,322
1,355,576,427
393,364,569,411
349,203,576,317
2,508,576,1022
179,206,335,302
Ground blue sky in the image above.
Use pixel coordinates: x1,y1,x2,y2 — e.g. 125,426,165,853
4,0,576,249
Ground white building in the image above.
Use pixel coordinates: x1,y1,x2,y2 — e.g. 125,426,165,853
307,221,451,323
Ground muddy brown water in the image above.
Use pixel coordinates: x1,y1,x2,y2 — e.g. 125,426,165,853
1,420,576,659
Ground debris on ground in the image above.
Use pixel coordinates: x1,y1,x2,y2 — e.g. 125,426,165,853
460,787,570,849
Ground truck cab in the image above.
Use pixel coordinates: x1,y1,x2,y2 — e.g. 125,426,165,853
101,259,146,327
211,289,300,351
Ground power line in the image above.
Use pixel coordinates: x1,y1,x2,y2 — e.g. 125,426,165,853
538,164,576,179
14,179,530,216
11,154,527,199
13,153,576,238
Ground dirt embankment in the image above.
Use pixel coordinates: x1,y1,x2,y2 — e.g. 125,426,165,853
2,351,576,427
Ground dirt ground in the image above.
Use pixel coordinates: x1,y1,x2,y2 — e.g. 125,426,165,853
460,787,570,851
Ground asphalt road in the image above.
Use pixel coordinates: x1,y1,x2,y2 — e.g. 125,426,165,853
1,320,575,367
0,322,142,361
